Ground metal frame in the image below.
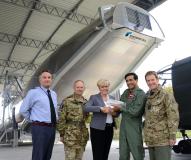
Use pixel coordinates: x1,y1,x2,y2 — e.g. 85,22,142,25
0,0,87,146
23,0,85,77
0,32,59,51
0,59,39,71
0,0,86,103
157,66,172,86
6,0,39,61
1,0,38,76
0,72,22,145
0,0,167,146
1,0,94,25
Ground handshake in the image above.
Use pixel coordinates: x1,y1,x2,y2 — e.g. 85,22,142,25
100,105,121,115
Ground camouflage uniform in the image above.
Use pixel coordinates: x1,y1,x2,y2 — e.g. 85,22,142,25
144,85,179,160
57,94,89,160
120,87,145,160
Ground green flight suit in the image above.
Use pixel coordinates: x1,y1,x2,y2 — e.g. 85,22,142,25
119,87,145,160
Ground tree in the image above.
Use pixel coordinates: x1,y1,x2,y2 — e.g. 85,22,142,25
163,85,173,94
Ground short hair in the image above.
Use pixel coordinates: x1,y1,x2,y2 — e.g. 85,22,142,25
97,79,110,87
73,80,84,87
124,72,138,80
39,69,52,76
145,71,159,80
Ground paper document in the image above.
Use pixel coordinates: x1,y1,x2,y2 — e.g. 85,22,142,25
107,99,125,107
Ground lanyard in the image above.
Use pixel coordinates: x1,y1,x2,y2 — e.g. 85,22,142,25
40,86,49,96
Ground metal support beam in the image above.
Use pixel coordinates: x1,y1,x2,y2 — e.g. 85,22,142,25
31,21,66,64
2,71,8,127
1,0,38,75
0,131,6,143
14,76,23,93
1,0,94,25
0,32,59,51
22,0,85,78
7,0,38,61
1,72,25,107
13,76,24,98
157,67,172,75
0,59,39,71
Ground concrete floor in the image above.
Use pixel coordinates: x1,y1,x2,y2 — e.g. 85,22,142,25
0,141,191,160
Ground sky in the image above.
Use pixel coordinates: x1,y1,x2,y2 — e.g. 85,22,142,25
133,0,191,91
1,0,191,118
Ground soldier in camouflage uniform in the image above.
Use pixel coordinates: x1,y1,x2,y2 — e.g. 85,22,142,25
57,80,89,160
144,71,179,160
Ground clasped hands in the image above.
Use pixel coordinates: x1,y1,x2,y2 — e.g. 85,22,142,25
100,105,121,115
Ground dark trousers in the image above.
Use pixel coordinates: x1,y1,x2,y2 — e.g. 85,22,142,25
31,125,56,160
90,125,113,160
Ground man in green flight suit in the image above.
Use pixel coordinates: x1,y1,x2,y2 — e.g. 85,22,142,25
57,80,89,160
113,72,145,160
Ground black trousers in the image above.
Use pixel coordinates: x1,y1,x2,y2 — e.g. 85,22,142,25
90,125,114,160
31,125,56,160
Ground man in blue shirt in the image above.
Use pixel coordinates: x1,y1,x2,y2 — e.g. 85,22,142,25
20,70,58,160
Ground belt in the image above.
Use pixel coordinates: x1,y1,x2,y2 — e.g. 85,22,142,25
106,123,113,127
32,121,56,127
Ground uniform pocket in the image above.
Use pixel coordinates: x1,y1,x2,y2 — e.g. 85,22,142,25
81,127,89,146
64,125,81,141
67,106,83,121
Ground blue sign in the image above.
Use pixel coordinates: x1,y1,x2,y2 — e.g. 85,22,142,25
125,32,132,37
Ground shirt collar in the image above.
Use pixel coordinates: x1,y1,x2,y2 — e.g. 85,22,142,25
127,86,139,94
73,93,86,103
148,85,162,97
40,86,50,92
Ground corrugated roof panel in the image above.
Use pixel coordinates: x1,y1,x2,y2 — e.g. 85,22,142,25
7,69,31,79
51,20,85,45
23,78,31,84
22,11,63,41
3,67,14,74
24,70,35,78
10,45,39,63
41,0,81,11
0,2,30,35
0,84,3,91
23,76,33,86
0,42,13,59
78,0,133,18
0,67,4,77
12,69,26,75
33,49,53,64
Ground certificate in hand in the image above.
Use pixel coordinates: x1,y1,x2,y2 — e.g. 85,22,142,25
107,99,125,107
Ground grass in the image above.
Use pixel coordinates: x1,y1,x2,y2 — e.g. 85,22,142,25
176,131,191,138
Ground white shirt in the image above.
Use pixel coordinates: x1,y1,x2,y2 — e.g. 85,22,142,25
104,97,113,124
